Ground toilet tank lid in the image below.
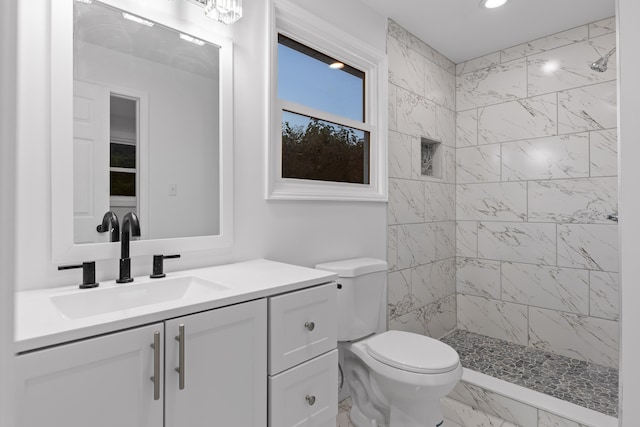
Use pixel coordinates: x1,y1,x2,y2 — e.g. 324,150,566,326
315,258,388,277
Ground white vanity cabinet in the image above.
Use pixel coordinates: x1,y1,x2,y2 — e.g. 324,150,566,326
164,299,267,427
268,283,339,427
15,299,267,427
16,323,165,427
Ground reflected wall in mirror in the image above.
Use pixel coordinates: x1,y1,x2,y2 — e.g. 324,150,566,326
73,0,220,243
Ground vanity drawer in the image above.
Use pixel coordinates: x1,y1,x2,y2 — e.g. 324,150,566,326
268,283,337,374
268,349,338,427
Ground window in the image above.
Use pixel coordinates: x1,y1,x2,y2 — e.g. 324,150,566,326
278,35,369,185
109,94,138,217
268,2,387,201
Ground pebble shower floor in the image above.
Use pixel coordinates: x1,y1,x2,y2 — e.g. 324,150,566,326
441,329,618,417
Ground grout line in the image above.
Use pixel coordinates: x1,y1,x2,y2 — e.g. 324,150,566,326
555,223,559,267
588,269,592,317
556,91,560,135
587,132,593,178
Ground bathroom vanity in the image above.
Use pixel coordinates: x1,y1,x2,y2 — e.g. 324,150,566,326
14,260,338,427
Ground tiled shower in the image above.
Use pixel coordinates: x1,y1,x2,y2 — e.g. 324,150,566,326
387,19,458,338
387,15,618,365
385,14,619,421
454,16,618,369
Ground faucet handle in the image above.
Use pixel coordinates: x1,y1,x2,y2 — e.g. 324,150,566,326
58,261,99,289
150,254,181,279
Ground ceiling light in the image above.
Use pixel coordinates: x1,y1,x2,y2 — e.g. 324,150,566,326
122,12,154,27
74,0,92,4
180,33,206,46
329,62,345,70
480,0,509,8
205,0,242,25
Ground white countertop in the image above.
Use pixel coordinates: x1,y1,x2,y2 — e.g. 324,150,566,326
15,259,337,353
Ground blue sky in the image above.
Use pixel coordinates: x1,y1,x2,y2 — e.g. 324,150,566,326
277,43,364,123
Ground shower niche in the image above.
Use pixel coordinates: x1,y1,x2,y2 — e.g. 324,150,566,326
421,137,442,178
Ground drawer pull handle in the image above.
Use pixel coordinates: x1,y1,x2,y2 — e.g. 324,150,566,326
305,395,316,406
304,321,315,331
150,331,161,401
175,324,185,390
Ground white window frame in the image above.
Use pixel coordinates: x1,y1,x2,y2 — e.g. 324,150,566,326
267,0,388,201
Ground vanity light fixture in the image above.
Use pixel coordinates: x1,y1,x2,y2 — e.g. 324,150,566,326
205,0,242,25
122,12,154,27
329,62,345,70
180,33,206,46
480,0,509,8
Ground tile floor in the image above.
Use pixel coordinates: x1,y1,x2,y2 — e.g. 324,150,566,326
336,397,355,427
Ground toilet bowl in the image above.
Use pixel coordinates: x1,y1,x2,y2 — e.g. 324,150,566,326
342,331,462,427
315,258,462,427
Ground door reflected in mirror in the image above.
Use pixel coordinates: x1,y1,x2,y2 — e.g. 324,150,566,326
73,0,220,244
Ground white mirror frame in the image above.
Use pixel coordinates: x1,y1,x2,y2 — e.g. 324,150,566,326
51,0,234,263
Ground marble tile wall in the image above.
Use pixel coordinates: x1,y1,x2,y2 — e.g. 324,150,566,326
455,17,619,367
440,383,614,427
338,378,616,427
387,19,457,339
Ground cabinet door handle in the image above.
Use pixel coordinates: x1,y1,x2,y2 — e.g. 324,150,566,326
304,321,315,331
150,331,160,401
175,324,185,390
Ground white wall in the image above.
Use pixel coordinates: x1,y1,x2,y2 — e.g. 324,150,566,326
616,0,640,424
290,0,387,51
0,0,17,424
15,0,388,291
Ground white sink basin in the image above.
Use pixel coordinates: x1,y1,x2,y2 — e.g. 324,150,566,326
51,276,228,319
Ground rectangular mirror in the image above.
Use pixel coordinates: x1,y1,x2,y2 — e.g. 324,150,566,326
73,0,220,243
52,0,233,262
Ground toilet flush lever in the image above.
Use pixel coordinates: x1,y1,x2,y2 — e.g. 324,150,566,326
304,321,315,331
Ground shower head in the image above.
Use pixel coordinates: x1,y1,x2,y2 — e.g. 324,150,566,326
590,47,616,72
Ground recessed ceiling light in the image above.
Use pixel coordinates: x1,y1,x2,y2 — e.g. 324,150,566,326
122,12,154,27
480,0,509,9
329,62,345,70
180,33,206,46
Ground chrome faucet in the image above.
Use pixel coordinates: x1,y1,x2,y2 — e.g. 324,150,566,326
117,212,141,283
96,211,120,242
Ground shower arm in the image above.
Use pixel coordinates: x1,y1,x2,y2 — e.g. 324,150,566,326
602,47,616,60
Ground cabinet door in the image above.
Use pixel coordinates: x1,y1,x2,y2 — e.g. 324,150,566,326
16,323,164,427
165,299,267,427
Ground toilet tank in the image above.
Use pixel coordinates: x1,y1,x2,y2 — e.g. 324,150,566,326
315,258,388,341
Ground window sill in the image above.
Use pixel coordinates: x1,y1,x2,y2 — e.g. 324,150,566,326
267,178,387,202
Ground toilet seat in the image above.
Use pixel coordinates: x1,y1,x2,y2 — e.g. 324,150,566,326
365,331,459,374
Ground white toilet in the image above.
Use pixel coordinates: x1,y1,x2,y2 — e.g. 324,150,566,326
315,258,462,427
